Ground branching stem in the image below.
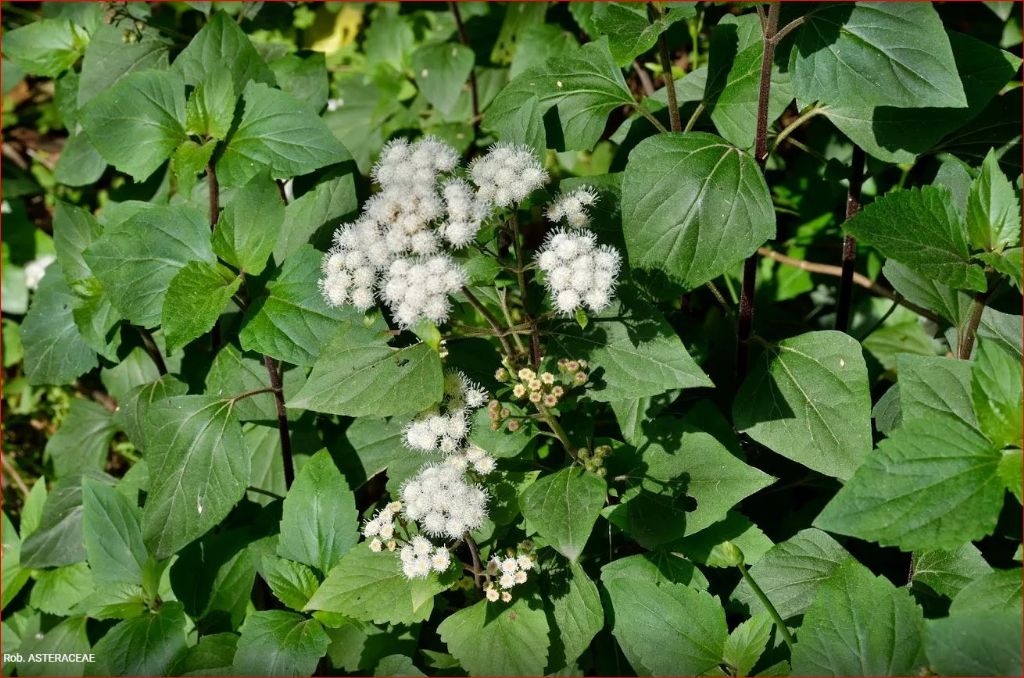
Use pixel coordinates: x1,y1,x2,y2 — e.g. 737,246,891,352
464,532,483,588
958,274,998,359
462,287,515,358
263,354,295,489
536,403,577,461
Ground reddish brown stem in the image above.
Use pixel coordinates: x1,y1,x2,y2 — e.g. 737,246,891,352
263,355,295,488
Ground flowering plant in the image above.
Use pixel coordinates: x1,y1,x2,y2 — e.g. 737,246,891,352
1,2,1022,677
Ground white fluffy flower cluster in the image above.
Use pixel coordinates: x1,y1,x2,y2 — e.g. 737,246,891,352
537,229,621,315
320,137,550,326
469,143,548,208
24,254,56,291
400,463,488,541
484,553,535,602
404,370,489,455
546,187,599,228
399,535,451,579
363,501,402,552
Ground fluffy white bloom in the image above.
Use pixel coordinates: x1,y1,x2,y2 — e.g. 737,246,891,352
403,371,489,455
430,547,451,573
440,179,488,248
514,570,528,584
465,445,497,475
546,187,599,228
517,554,534,571
470,142,548,208
499,572,516,589
369,538,383,552
400,463,488,540
537,229,621,315
24,254,55,291
485,586,500,602
500,557,519,574
381,255,465,326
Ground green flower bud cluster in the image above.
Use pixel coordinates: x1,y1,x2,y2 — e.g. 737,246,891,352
578,444,612,476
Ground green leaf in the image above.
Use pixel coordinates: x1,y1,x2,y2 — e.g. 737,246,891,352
260,555,320,611
232,610,330,677
172,633,237,677
21,264,97,386
791,560,925,676
277,450,358,575
305,543,455,626
113,375,189,450
884,259,966,324
101,347,160,403
288,324,444,417
972,339,1023,449
343,415,427,492
723,614,772,678
678,510,774,569
1,513,30,610
591,3,692,66
172,139,215,198
911,543,992,599
78,22,170,107
20,480,47,540
85,204,214,327
184,69,236,140
545,290,711,402
29,562,93,616
998,449,1022,503
437,597,550,677
411,43,474,115
483,38,635,151
844,187,986,291
520,467,606,561
172,10,276,93
734,330,872,480
14,617,91,677
3,19,88,78
621,132,775,289
204,346,277,422
792,3,966,148
600,551,710,590
925,611,1022,677
967,149,1022,250
606,408,774,546
69,278,122,361
52,201,102,286
950,568,1023,616
80,69,186,182
547,562,604,671
54,132,107,187
218,81,350,186
272,176,358,262
91,602,189,677
269,52,329,112
814,416,1004,551
21,474,112,569
82,479,147,587
732,528,852,621
141,396,249,559
604,578,727,676
213,172,284,276
977,247,1023,290
374,655,425,677
162,262,241,353
897,354,977,431
44,399,116,478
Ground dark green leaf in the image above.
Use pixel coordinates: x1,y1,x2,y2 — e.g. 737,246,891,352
232,610,330,677
162,261,241,353
967,149,1021,250
272,176,357,263
212,171,285,276
925,611,1022,677
547,562,604,671
592,3,693,66
520,467,606,561
52,201,102,286
172,11,275,93
21,264,97,386
78,22,170,107
45,399,116,478
90,602,189,677
260,555,320,611
3,19,87,78
911,543,992,599
897,354,977,430
184,69,236,140
437,598,550,677
411,43,474,115
81,479,147,587
972,339,1023,449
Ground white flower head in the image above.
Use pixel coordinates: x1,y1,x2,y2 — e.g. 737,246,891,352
399,463,488,541
546,187,599,229
537,229,621,315
470,142,548,208
381,254,466,327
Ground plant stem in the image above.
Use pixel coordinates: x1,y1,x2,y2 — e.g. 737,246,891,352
510,214,542,367
737,560,796,652
958,276,997,359
1,454,30,498
757,246,945,325
536,403,577,461
464,532,483,588
835,145,865,332
450,2,480,138
136,326,168,375
736,2,780,380
683,101,705,133
770,105,822,154
230,386,277,403
247,485,285,501
636,105,670,133
262,355,295,488
206,162,222,350
461,287,515,359
653,5,681,133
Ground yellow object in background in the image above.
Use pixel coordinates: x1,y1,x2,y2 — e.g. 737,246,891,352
308,4,363,54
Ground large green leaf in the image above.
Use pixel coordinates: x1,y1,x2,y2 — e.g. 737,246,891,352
545,290,711,402
844,186,986,291
259,555,320,611
911,543,992,599
90,602,189,677
80,69,186,182
44,398,116,478
3,19,87,78
606,408,774,546
950,568,1023,616
51,201,102,286
967,149,1022,251
304,544,454,626
734,330,872,480
272,175,357,262
621,132,775,289
547,562,604,671
815,416,1004,551
897,354,977,431
277,450,358,575
926,611,1022,677
21,264,97,386
791,560,925,676
212,171,285,276
14,616,91,677
218,82,349,186
81,479,148,587
437,598,550,677
972,339,1023,449
205,346,277,422
604,578,727,676
520,467,606,561
21,474,112,569
77,22,170,107
84,204,214,328
600,551,710,590
29,563,92,616
591,3,693,66
172,10,275,92
232,610,330,677
411,42,474,115
113,375,189,450
483,38,635,151
162,262,241,353
731,529,852,620
288,324,443,417
1,513,30,610
240,245,364,367
141,396,250,559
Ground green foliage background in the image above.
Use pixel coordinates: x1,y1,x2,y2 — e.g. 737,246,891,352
1,2,1021,676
